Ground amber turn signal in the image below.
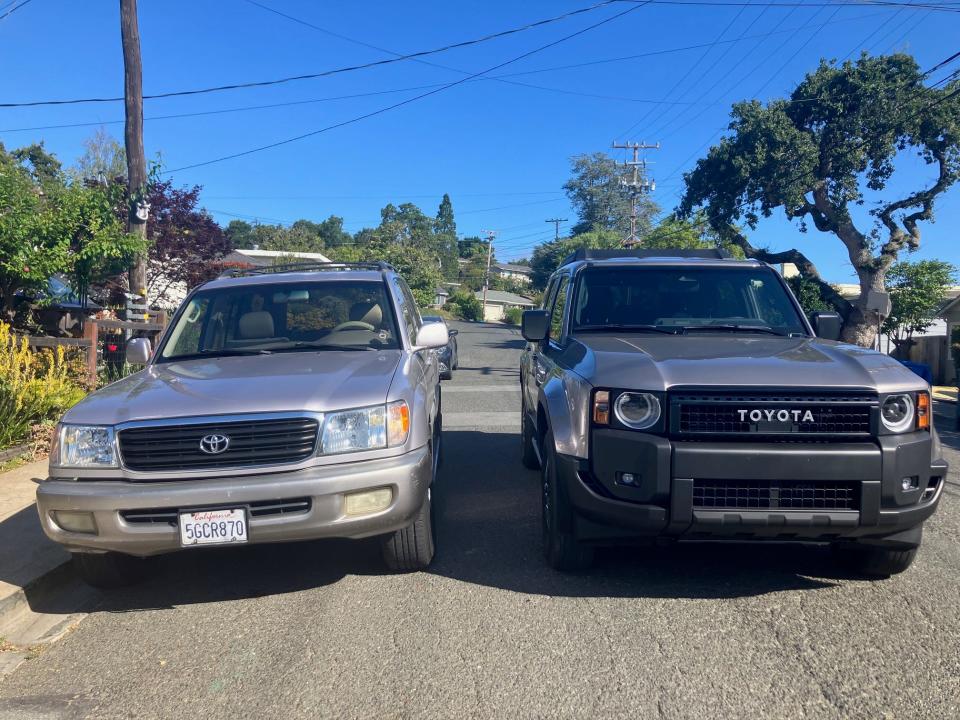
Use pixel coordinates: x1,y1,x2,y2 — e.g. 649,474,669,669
593,390,610,425
917,391,930,430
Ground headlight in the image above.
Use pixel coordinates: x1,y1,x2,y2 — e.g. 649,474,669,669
56,425,118,468
881,394,915,433
321,401,409,454
614,392,661,430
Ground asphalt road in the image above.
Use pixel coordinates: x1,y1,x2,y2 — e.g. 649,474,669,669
1,321,958,720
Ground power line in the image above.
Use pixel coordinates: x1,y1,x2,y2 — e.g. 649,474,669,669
636,0,960,9
0,1,622,108
0,0,34,21
164,2,648,173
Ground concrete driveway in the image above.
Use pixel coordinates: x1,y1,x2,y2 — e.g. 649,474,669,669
0,321,957,719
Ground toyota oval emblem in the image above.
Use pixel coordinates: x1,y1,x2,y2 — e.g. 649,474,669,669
199,434,230,455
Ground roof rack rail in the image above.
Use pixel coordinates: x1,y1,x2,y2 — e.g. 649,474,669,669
560,247,732,266
218,261,395,279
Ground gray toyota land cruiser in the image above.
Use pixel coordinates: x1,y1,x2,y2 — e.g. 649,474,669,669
519,249,948,576
37,262,450,587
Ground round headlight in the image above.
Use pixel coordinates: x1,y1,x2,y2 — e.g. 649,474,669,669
881,394,915,433
614,392,661,430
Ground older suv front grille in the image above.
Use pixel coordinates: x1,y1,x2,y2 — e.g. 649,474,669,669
118,417,319,471
120,497,312,525
692,480,858,511
671,390,875,440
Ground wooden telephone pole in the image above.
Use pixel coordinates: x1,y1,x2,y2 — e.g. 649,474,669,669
611,141,658,248
480,230,497,322
120,0,149,313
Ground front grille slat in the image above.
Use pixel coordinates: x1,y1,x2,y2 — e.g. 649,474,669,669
120,497,313,524
671,390,876,440
692,480,858,511
118,417,319,471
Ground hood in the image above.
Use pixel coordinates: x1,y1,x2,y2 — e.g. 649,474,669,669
64,350,402,426
564,335,926,393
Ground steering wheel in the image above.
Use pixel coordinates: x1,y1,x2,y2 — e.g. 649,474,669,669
331,321,375,332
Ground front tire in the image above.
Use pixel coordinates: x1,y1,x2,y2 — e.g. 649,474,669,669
382,492,435,571
541,432,593,571
72,551,146,589
832,543,919,577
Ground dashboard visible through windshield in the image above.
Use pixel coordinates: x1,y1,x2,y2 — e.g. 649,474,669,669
572,266,808,336
159,280,400,361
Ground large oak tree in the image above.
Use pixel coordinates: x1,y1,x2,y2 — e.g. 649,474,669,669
679,54,960,346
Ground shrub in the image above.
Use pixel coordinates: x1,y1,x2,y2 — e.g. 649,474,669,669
446,292,483,322
0,323,86,448
504,307,524,325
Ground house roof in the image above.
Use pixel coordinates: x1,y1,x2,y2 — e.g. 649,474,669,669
434,287,450,296
475,290,535,306
938,290,960,319
493,262,531,274
225,248,332,265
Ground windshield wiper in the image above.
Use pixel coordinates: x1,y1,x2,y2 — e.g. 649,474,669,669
164,348,273,361
680,324,787,336
575,324,678,335
268,341,378,352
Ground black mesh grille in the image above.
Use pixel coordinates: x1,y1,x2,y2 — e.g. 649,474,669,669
118,418,319,471
692,480,858,511
120,497,312,524
672,391,875,439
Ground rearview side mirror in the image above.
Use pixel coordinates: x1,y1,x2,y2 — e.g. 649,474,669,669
125,337,152,365
809,311,842,341
521,310,549,343
415,322,449,350
448,329,458,337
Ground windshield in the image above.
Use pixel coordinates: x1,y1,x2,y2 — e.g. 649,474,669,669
572,266,808,336
158,280,400,360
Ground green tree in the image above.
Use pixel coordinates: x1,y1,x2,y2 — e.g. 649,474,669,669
71,128,127,182
446,290,483,321
435,193,457,237
0,147,143,319
882,259,957,357
563,152,660,236
224,220,255,249
9,142,62,185
434,194,459,279
528,227,621,290
786,274,834,315
679,53,960,347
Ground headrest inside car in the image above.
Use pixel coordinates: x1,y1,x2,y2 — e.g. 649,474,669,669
349,302,382,328
238,311,274,339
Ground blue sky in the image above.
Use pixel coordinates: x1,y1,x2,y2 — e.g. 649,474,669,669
2,0,958,282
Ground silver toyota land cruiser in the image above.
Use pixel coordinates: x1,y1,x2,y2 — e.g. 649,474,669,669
37,262,450,587
520,249,948,577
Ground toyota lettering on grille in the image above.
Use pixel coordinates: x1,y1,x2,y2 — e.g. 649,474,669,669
199,434,230,455
738,408,815,423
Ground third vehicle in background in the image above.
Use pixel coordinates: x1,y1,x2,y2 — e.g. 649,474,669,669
422,315,458,380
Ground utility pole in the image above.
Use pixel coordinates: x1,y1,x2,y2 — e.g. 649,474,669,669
611,141,659,248
480,229,497,322
545,217,568,241
120,0,149,319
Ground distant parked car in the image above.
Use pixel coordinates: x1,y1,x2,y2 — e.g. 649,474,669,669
422,315,458,380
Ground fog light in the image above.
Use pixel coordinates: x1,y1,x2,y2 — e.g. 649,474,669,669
618,472,639,486
344,488,393,517
52,511,97,534
901,476,919,491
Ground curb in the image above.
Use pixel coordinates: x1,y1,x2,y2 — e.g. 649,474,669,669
0,557,74,633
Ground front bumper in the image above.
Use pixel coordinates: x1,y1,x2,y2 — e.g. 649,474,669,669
36,445,432,556
561,430,948,549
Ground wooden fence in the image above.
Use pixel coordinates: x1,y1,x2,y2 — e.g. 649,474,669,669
25,315,168,387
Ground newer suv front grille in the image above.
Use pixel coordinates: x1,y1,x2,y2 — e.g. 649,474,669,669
118,417,319,471
671,390,876,440
692,480,858,511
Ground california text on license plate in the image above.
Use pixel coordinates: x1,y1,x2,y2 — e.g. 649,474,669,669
179,508,248,547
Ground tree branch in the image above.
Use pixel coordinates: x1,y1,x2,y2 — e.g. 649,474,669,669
877,146,951,263
726,229,853,319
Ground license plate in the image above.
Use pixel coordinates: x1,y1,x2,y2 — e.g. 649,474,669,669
178,508,248,547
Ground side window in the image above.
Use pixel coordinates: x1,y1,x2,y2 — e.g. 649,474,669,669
549,276,570,344
542,277,558,310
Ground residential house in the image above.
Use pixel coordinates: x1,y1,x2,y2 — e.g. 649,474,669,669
475,290,535,323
